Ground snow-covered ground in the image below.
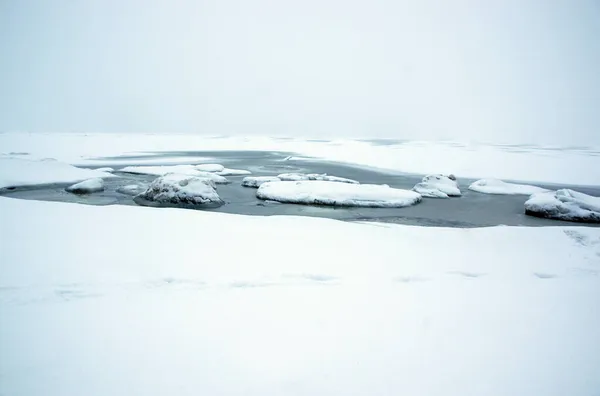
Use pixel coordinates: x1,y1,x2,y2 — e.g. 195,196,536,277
0,157,114,189
1,197,599,395
257,181,422,207
1,132,599,185
469,179,549,195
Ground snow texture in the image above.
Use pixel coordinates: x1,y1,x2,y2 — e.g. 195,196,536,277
65,178,105,194
194,164,225,172
257,181,421,207
116,184,146,196
1,197,600,396
525,189,600,223
277,173,359,184
469,179,549,195
242,176,281,188
0,157,114,190
134,173,223,207
120,165,230,184
413,174,461,198
94,167,114,173
216,168,252,176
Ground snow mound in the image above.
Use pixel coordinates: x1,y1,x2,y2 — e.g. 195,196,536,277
242,176,281,188
277,172,358,184
65,178,105,194
0,157,114,190
257,181,422,207
216,168,252,176
195,164,225,172
469,179,548,195
412,174,461,198
134,173,224,207
116,184,146,196
525,189,600,223
95,167,114,173
120,165,230,184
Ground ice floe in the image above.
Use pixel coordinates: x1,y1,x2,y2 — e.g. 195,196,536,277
116,184,146,196
194,164,225,172
65,178,105,194
525,189,600,223
0,157,114,190
277,172,358,184
134,173,224,207
412,174,461,198
257,180,421,207
120,165,230,184
95,167,114,173
242,176,281,188
469,179,548,195
216,168,252,176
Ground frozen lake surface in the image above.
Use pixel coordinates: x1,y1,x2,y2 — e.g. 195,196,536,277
2,150,599,228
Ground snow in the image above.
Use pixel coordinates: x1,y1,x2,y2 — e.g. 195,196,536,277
242,176,281,188
469,179,549,195
2,133,599,185
0,157,114,190
277,173,359,184
1,197,600,395
257,181,422,207
413,174,461,198
94,167,114,173
65,178,105,194
116,184,146,196
216,168,252,176
525,189,600,223
120,165,230,184
133,173,223,207
195,163,225,172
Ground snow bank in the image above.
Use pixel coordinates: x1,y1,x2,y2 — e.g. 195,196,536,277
120,165,230,184
525,189,600,223
242,176,281,188
0,157,114,190
412,174,461,198
1,197,600,396
277,173,359,184
194,164,225,172
134,173,224,207
257,181,421,207
469,179,549,195
65,178,105,194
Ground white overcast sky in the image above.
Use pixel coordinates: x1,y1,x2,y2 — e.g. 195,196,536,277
1,0,599,144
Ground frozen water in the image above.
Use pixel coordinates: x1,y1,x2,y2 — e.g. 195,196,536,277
469,179,548,195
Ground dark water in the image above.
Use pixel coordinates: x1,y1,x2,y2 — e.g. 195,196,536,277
2,150,599,228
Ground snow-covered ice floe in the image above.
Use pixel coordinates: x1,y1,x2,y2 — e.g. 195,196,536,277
116,184,146,196
412,174,461,198
120,165,230,184
65,178,105,194
277,172,359,184
242,176,282,188
133,173,224,207
2,196,600,395
525,189,600,223
0,157,114,190
216,168,252,176
257,181,421,207
94,167,114,173
194,163,225,172
469,179,548,195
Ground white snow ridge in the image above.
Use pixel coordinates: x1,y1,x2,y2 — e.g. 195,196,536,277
412,174,461,198
469,179,548,195
133,173,224,207
242,176,282,188
65,178,105,194
257,180,422,207
277,172,358,183
525,189,600,223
